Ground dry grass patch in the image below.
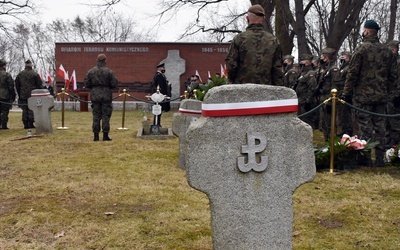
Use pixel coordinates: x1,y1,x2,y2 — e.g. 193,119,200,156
0,111,399,249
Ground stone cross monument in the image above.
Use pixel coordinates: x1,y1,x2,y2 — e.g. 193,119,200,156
186,84,316,250
160,50,186,100
28,89,55,134
172,99,202,169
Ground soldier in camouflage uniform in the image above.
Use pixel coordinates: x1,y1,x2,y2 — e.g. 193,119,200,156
343,20,398,167
385,40,400,148
84,54,118,141
15,60,43,129
0,59,16,129
337,51,355,136
295,54,317,128
284,63,299,89
282,55,294,87
225,4,283,85
315,48,341,141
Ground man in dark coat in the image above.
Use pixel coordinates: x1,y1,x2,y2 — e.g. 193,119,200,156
0,59,16,129
84,54,118,141
151,63,170,126
15,59,43,129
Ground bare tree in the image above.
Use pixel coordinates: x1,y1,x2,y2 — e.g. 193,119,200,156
0,0,37,33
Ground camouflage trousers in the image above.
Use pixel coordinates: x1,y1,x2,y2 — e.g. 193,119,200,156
337,102,354,136
91,101,113,133
19,99,35,128
354,103,386,152
0,99,11,126
385,102,400,148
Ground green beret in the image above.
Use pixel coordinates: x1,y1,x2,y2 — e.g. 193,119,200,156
321,47,336,55
283,55,295,60
364,20,380,30
300,54,313,61
387,40,399,48
340,51,352,56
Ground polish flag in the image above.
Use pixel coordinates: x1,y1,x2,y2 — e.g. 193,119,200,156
57,64,67,80
220,64,227,77
64,71,70,90
70,70,77,90
195,70,203,83
46,71,53,85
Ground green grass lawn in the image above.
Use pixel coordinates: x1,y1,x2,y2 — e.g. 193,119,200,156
0,110,399,249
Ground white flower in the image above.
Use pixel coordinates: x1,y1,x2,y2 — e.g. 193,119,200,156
385,148,395,162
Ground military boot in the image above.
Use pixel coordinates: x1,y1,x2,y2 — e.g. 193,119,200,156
28,121,35,129
103,132,112,141
1,123,9,129
93,133,99,141
23,120,29,129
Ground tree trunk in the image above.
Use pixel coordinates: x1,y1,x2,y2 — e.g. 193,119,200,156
387,0,397,42
275,0,294,55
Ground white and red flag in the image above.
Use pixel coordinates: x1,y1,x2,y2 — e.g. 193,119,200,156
70,70,77,90
195,70,203,83
64,71,70,90
220,64,227,77
46,70,53,85
57,64,67,80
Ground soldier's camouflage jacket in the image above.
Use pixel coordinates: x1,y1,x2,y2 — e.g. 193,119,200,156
283,68,298,89
295,65,316,104
316,61,341,102
225,23,283,85
84,61,118,103
15,66,43,100
343,36,398,104
0,67,15,101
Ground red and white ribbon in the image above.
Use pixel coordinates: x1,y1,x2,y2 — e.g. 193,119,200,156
31,93,51,97
202,99,298,117
178,108,202,115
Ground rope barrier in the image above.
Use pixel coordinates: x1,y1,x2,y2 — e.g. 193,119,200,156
297,102,325,118
340,99,400,118
0,100,21,106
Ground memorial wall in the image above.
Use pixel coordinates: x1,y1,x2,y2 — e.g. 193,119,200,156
55,42,230,99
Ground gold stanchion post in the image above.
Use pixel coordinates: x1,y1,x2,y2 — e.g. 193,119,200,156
57,88,69,130
117,89,129,130
329,89,338,173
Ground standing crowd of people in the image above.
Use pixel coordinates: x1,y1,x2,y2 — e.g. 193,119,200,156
226,4,399,167
1,3,399,167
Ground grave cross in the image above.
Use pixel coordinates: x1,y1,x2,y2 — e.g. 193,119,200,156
186,84,316,250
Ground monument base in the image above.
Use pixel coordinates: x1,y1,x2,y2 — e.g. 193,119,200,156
117,127,129,130
136,127,174,140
